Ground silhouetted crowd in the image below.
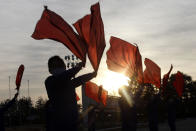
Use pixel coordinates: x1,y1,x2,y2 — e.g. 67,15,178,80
43,55,178,131
118,83,178,131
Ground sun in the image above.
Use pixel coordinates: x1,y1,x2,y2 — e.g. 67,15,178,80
101,70,130,96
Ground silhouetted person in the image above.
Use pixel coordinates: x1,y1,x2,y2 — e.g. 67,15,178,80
118,87,137,131
167,97,176,131
147,94,159,131
88,105,97,131
45,100,54,131
0,92,18,131
45,56,96,131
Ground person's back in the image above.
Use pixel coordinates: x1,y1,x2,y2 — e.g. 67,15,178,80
147,95,159,131
167,97,176,131
45,70,79,131
45,71,78,111
118,87,137,131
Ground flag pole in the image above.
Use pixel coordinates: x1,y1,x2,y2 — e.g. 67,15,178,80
43,0,48,8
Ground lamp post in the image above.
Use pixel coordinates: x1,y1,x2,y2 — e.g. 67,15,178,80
9,76,11,99
28,80,30,98
65,55,80,69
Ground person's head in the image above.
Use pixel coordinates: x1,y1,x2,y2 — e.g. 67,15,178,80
48,56,66,74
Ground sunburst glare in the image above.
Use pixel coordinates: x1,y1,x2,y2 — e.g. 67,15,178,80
102,71,130,96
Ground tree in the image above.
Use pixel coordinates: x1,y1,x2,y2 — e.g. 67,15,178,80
35,97,47,123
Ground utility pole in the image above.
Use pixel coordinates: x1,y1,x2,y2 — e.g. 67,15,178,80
9,76,11,99
28,80,30,98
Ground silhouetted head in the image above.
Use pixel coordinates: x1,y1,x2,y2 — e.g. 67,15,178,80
48,56,66,74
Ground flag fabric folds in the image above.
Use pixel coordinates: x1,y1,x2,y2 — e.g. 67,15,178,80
173,71,184,97
85,82,108,106
16,64,25,91
135,46,144,83
162,65,173,89
32,7,86,63
143,58,161,88
74,15,91,46
74,3,106,71
106,36,143,83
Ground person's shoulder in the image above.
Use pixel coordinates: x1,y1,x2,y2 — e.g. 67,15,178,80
58,70,71,79
45,75,54,84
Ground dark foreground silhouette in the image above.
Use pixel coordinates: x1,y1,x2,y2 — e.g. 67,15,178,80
0,93,18,131
45,56,96,131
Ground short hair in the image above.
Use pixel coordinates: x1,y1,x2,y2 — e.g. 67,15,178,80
48,56,66,73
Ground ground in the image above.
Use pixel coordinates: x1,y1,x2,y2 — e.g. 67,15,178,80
101,118,196,131
6,118,196,131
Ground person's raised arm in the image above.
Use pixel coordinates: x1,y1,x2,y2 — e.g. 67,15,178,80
66,62,84,78
71,71,97,88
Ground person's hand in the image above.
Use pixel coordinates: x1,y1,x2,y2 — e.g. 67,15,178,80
14,92,19,99
98,86,103,100
77,62,84,68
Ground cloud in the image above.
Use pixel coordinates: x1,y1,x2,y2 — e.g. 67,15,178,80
0,0,196,100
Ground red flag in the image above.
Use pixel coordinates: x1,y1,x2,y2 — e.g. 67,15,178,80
135,46,144,83
76,93,80,101
106,36,143,83
162,65,173,89
16,64,25,90
173,71,184,97
85,82,108,106
32,7,86,63
74,3,106,71
143,58,161,88
74,15,91,45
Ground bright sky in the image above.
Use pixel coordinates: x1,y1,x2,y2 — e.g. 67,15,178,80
0,0,196,101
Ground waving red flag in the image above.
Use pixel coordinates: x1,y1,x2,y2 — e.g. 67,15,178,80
74,15,91,46
74,3,106,71
106,36,143,83
32,7,86,62
162,64,173,89
76,93,80,101
173,71,184,97
135,46,144,83
85,82,108,106
143,58,161,88
16,64,25,91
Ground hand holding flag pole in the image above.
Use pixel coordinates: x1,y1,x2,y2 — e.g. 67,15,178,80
77,83,106,125
15,64,25,92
